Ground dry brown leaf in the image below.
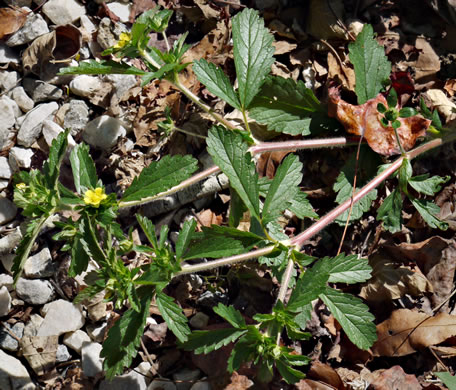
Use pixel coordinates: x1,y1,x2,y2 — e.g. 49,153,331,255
257,150,291,178
21,335,58,376
129,0,156,22
328,87,430,156
308,361,346,390
327,52,356,92
368,366,421,390
424,89,456,122
360,254,433,302
0,6,29,39
372,309,456,357
272,40,298,55
444,79,456,97
194,0,221,19
197,209,223,227
413,37,441,81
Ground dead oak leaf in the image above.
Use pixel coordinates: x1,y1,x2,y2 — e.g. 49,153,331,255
0,6,29,39
328,87,430,156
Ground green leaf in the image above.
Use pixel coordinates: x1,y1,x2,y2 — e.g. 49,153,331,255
262,154,302,224
377,103,387,113
288,191,318,220
183,235,245,260
69,144,98,194
248,76,321,135
202,225,265,250
101,292,153,378
349,24,391,104
69,237,90,277
229,187,247,228
276,359,305,384
193,59,241,110
399,107,417,118
155,291,191,343
399,158,412,193
136,215,158,249
207,126,260,219
175,219,196,260
387,88,398,108
324,254,372,284
213,303,246,328
319,287,376,350
43,130,68,190
408,174,450,196
434,372,456,390
121,155,198,203
59,60,147,75
377,188,403,233
181,328,247,354
409,197,448,230
232,8,275,108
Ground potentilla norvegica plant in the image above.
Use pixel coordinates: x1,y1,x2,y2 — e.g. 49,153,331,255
11,6,454,383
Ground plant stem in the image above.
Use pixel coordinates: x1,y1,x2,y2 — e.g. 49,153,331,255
277,257,294,304
174,126,207,139
162,31,171,52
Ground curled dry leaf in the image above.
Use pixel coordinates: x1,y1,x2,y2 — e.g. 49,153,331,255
0,6,29,40
368,366,421,390
372,309,456,357
328,87,431,156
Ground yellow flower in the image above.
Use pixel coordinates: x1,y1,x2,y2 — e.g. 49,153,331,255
84,187,108,207
16,183,26,190
113,32,131,49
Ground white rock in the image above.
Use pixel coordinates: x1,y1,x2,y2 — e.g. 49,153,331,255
190,382,211,390
63,99,90,135
11,87,34,112
0,42,20,64
0,274,13,291
42,120,76,151
0,157,12,179
0,322,24,351
80,15,97,34
0,96,18,143
136,362,152,384
0,286,11,317
69,75,105,98
42,0,86,25
37,299,85,337
0,227,22,255
83,115,126,150
81,341,104,377
173,369,201,390
189,312,209,329
15,278,55,305
6,11,49,47
99,369,148,390
0,197,17,225
148,380,177,390
8,147,34,172
0,349,36,390
63,330,91,354
87,300,107,322
56,344,71,362
23,248,54,278
18,102,59,147
106,2,132,23
0,71,19,92
23,78,62,103
105,74,137,100
86,322,107,343
23,314,44,337
1,255,14,273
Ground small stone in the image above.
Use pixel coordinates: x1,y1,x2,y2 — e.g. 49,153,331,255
99,369,148,390
0,227,22,255
83,115,126,150
23,314,44,337
42,0,86,25
0,275,13,291
80,15,96,34
148,380,177,390
42,120,76,151
23,248,54,279
37,299,85,337
8,147,34,172
190,382,211,390
0,322,24,351
6,11,49,47
23,79,62,103
196,291,228,309
15,278,55,305
81,341,104,377
0,349,36,390
0,198,17,225
18,102,59,147
1,255,14,273
187,275,203,290
87,300,107,322
86,322,107,343
0,42,20,64
0,287,11,317
189,312,209,329
0,97,18,151
136,362,152,383
63,330,91,354
11,87,34,112
105,74,138,100
69,75,106,98
97,18,118,50
0,71,19,92
56,344,71,362
106,2,132,23
173,369,201,390
63,100,90,135
0,157,12,179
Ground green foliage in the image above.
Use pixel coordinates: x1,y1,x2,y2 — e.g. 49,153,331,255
70,144,98,194
349,24,391,104
59,59,147,75
434,372,456,390
156,291,191,342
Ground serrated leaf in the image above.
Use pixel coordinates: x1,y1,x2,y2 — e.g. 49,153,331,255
121,155,198,203
288,191,318,219
377,188,403,233
229,186,247,228
207,126,260,219
59,60,147,76
175,219,196,260
69,144,98,194
408,174,450,196
183,235,244,260
434,372,456,390
320,287,376,350
156,291,191,343
349,24,391,104
213,303,246,328
262,154,302,224
136,215,158,249
276,359,305,384
399,158,412,193
324,254,372,284
69,237,90,277
249,76,321,135
193,59,241,109
203,225,265,250
101,292,152,378
43,130,68,190
232,8,275,108
181,328,247,354
410,197,448,230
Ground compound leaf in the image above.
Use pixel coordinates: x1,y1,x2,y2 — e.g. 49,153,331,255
232,8,275,108
175,218,196,260
288,191,318,220
183,235,244,260
213,303,246,329
181,328,247,354
156,291,191,343
324,254,372,284
377,188,403,233
43,130,68,191
410,197,448,230
349,24,391,104
59,59,146,75
408,174,450,196
70,143,98,194
249,76,321,135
